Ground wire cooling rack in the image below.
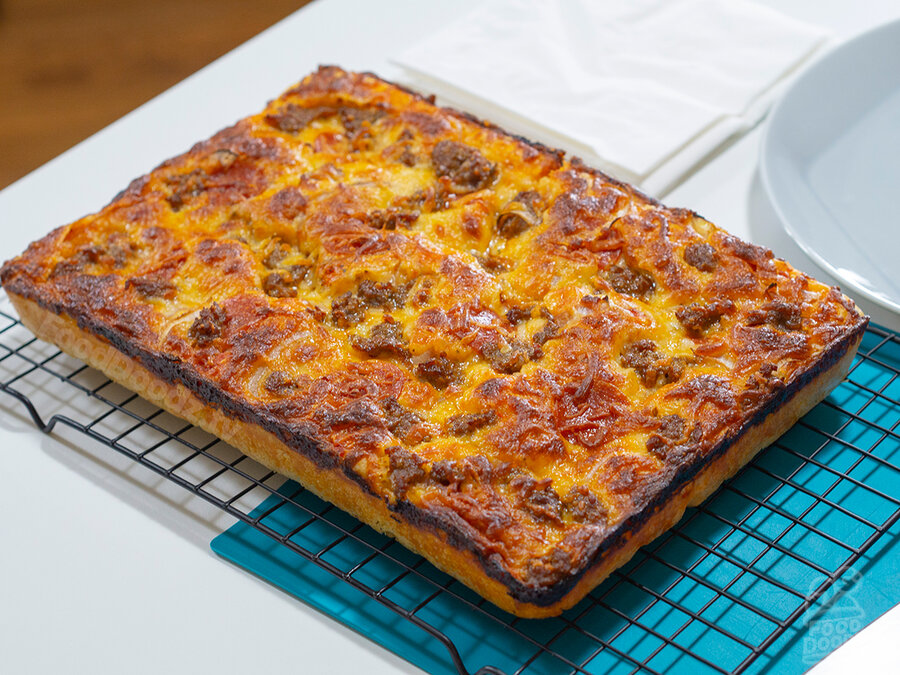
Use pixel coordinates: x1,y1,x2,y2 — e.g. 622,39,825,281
1,291,899,675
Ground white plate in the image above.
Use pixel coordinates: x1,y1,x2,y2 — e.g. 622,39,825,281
760,18,900,314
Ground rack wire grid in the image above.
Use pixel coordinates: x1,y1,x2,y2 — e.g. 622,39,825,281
1,290,899,675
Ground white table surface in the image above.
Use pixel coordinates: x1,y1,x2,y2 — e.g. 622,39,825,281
2,1,900,673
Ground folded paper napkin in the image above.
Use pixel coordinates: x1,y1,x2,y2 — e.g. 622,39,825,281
395,0,829,195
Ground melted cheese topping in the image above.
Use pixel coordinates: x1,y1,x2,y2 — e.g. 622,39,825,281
1,67,865,588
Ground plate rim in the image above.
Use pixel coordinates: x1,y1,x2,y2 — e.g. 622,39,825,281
759,16,900,315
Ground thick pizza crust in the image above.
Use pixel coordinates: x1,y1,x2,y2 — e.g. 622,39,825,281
8,292,861,617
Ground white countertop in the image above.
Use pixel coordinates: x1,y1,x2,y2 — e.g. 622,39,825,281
2,1,900,673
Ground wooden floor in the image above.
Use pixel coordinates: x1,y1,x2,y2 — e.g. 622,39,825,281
0,0,310,189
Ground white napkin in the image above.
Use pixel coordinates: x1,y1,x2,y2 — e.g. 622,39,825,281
394,0,829,196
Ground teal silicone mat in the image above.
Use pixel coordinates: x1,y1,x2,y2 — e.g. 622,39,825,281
0,300,898,675
210,327,900,675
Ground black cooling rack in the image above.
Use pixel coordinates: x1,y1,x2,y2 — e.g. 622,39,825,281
2,293,900,675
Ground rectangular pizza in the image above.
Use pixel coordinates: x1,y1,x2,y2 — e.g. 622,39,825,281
0,66,867,617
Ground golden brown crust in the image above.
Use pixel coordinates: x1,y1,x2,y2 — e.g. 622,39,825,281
0,66,868,615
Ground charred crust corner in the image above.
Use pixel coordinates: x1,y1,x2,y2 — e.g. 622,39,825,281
500,319,867,605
